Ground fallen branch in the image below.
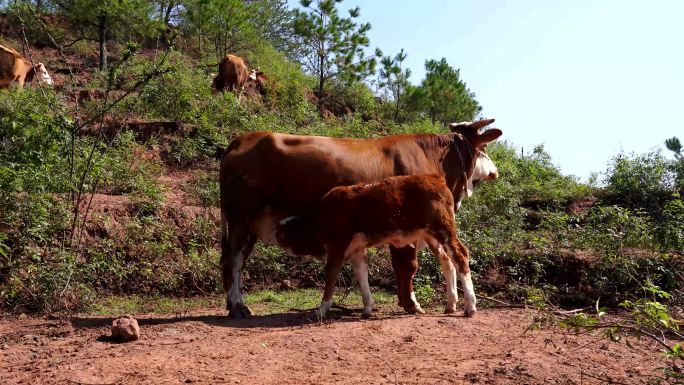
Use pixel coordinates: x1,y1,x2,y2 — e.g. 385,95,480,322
553,307,593,316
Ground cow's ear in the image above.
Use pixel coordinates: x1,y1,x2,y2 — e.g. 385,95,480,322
449,121,472,134
477,128,502,145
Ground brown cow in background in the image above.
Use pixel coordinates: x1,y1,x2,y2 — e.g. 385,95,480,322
0,44,53,89
212,54,265,101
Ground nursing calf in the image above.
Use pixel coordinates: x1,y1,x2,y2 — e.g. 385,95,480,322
316,174,476,318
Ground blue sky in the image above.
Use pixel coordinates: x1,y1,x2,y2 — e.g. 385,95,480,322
289,0,683,180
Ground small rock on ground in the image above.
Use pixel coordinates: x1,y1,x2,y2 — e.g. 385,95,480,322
111,315,140,342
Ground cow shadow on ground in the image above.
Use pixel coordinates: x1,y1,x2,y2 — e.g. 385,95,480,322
69,306,411,331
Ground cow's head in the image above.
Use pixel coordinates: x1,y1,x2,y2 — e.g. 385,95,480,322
33,63,53,85
448,118,502,205
248,69,267,95
211,73,223,94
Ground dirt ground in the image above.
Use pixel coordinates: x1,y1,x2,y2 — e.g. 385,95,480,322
0,306,673,385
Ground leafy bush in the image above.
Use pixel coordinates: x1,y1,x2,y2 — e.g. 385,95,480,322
186,170,220,207
605,150,675,211
653,194,684,253
490,143,591,207
245,44,316,122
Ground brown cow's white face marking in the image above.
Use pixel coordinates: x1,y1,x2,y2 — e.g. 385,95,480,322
248,69,258,81
456,152,498,210
35,63,53,85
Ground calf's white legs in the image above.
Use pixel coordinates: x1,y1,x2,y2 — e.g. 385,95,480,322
459,271,477,317
430,241,459,314
319,249,374,318
428,235,477,317
351,253,374,318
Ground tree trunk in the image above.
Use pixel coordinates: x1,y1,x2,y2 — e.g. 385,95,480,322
317,55,325,113
160,2,175,51
98,13,107,71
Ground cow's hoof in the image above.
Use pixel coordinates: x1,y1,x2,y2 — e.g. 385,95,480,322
318,299,333,319
228,303,252,318
444,307,457,314
361,310,373,319
464,308,477,318
404,304,425,315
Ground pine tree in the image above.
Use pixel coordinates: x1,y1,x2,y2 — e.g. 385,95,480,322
409,58,481,124
378,48,411,122
293,0,376,113
53,0,154,70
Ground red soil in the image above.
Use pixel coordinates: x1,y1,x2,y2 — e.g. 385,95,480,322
0,307,673,385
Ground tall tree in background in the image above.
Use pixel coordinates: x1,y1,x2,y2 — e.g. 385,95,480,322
666,136,684,190
181,0,254,60
53,0,154,70
666,137,682,160
409,58,481,124
378,48,411,122
244,0,299,59
293,0,376,113
153,0,181,50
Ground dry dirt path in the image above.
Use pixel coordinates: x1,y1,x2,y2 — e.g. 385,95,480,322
0,307,668,385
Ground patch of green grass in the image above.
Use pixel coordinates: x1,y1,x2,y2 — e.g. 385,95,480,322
86,289,398,316
245,288,395,315
88,295,223,315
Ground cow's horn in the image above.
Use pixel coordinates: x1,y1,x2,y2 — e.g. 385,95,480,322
472,118,495,129
449,121,470,129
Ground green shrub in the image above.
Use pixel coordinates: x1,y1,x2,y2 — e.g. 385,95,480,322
187,170,220,207
605,150,675,211
580,205,653,253
245,44,316,123
489,142,591,207
653,194,684,253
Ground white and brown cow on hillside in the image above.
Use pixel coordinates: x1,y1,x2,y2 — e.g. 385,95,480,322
0,44,53,89
219,119,502,317
212,54,265,101
315,174,477,318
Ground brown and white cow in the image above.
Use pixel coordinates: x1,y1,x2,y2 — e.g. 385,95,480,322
212,54,265,101
315,174,476,318
219,119,502,317
0,44,53,89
